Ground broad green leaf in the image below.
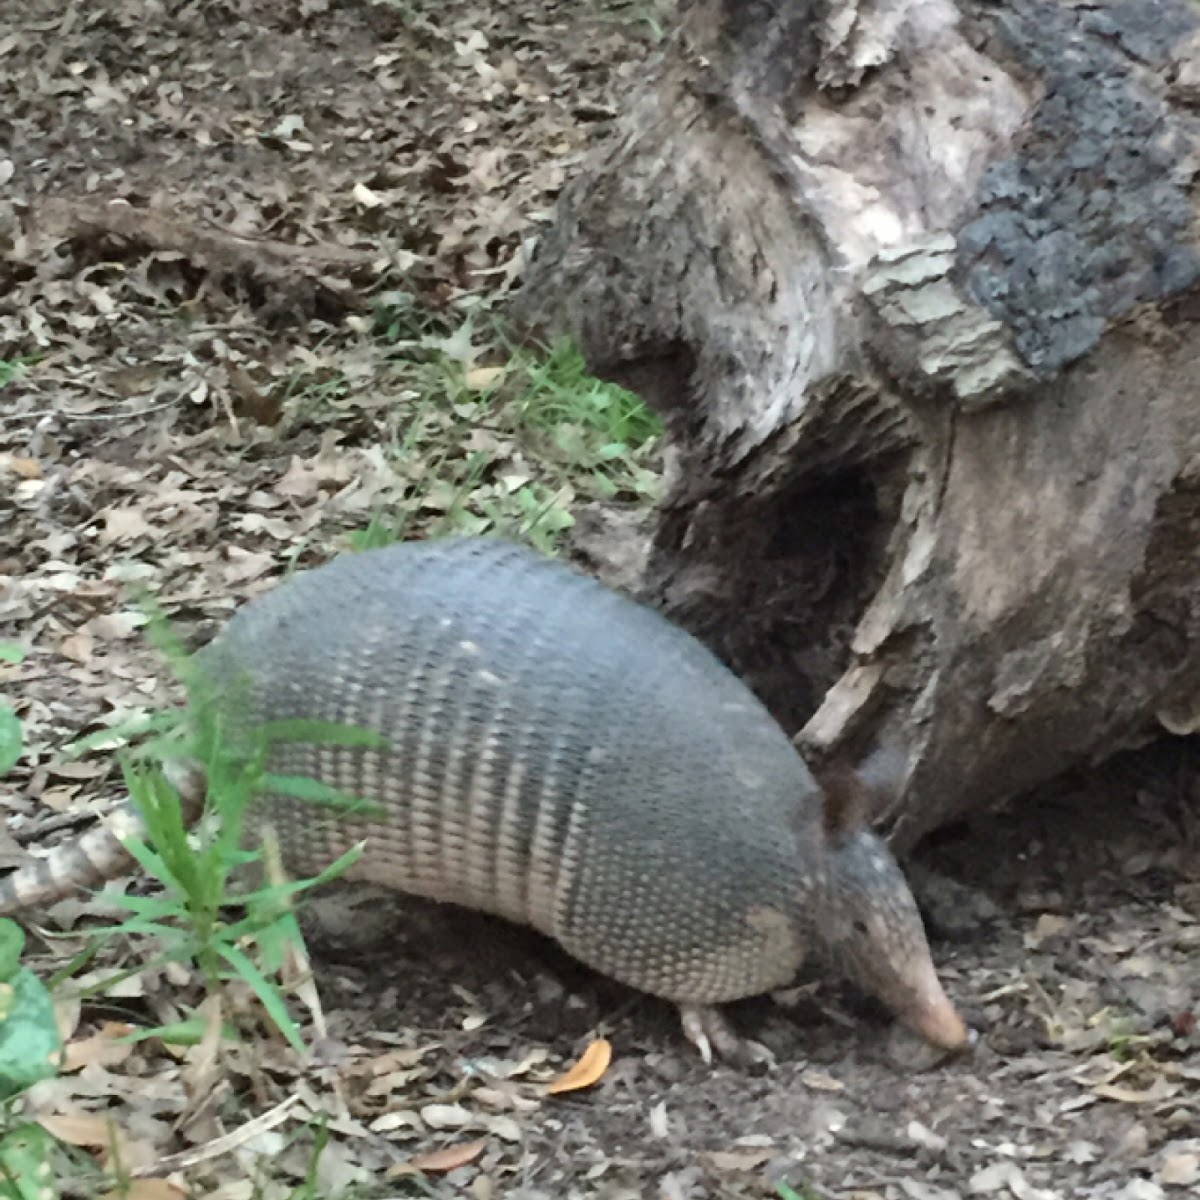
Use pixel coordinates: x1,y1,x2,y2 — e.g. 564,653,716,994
0,968,63,1100
0,922,23,981
0,1123,60,1200
216,941,305,1054
0,707,21,778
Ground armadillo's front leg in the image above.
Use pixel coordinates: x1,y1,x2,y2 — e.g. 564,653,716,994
678,1004,776,1070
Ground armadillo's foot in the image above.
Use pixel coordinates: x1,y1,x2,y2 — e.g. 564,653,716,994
678,1004,776,1071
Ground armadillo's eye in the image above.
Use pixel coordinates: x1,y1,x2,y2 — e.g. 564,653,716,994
853,918,870,934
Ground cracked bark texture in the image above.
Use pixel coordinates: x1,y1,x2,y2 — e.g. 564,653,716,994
509,0,1200,848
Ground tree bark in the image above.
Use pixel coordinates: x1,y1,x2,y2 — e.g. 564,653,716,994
509,0,1200,847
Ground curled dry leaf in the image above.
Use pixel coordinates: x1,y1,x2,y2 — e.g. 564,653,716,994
352,181,384,208
545,1038,612,1095
1092,1078,1178,1104
420,1102,474,1130
484,1115,522,1143
801,1069,845,1092
402,1137,488,1175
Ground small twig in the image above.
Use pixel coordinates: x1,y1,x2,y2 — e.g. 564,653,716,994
833,1129,921,1157
133,1094,303,1176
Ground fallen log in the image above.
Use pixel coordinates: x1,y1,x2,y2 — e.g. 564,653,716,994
510,0,1200,846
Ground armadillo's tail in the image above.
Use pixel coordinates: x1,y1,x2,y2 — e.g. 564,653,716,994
0,761,206,916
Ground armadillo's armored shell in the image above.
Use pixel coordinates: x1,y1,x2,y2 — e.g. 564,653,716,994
198,537,826,1004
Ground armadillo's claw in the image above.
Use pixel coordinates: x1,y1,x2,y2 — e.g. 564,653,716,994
680,1006,714,1065
678,1004,776,1071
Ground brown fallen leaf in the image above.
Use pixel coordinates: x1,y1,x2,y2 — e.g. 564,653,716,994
399,1138,488,1175
63,1022,136,1072
36,1110,157,1172
58,628,94,665
1092,1078,1178,1104
1158,1152,1199,1186
705,1148,775,1173
1026,913,1072,947
545,1038,612,1095
465,365,506,390
38,1112,122,1148
6,455,43,479
222,546,277,585
102,1180,188,1200
101,507,154,544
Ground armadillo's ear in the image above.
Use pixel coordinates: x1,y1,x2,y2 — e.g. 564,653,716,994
854,742,910,808
816,760,873,840
817,743,910,839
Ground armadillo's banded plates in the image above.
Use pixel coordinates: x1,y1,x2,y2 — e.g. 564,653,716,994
198,537,826,1004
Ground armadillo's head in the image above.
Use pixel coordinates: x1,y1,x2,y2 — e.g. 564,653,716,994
816,827,969,1052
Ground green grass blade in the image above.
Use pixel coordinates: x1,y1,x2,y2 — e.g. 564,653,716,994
215,942,306,1054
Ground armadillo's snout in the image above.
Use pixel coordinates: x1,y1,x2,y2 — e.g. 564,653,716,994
824,827,972,1054
899,963,970,1051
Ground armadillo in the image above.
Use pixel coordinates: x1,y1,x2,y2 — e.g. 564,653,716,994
0,536,968,1062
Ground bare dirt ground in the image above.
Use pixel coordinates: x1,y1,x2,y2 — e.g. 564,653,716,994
2,2,1198,1198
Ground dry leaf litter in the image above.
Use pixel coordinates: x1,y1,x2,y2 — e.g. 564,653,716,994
1,1,1197,1197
